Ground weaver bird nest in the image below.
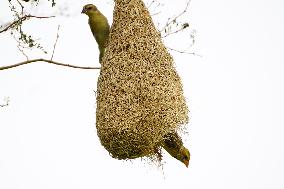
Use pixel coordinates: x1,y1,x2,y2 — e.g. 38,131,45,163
96,0,189,160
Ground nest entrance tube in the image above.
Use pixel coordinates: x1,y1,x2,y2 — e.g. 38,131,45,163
96,0,189,160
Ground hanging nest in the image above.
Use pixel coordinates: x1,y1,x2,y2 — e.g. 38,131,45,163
96,0,189,160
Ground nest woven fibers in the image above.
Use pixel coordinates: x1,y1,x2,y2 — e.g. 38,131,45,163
96,0,189,160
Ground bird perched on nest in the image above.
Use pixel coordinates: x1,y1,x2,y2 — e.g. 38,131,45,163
82,4,110,63
160,132,190,168
82,4,190,168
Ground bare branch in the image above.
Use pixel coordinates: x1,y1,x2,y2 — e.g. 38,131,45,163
160,0,191,32
167,46,202,57
51,25,60,60
0,59,101,71
11,33,29,60
16,0,24,15
148,0,157,9
151,11,161,16
0,103,9,108
0,97,10,108
0,15,55,34
162,23,189,38
16,41,29,60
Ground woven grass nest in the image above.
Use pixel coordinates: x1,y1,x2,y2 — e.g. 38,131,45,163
96,0,189,160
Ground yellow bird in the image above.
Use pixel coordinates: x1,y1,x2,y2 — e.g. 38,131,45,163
82,4,110,63
82,4,190,168
160,132,190,168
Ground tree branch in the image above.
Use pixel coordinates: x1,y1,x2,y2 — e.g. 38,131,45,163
0,15,55,34
16,0,24,15
162,23,189,38
0,97,10,108
0,103,9,108
160,0,191,32
51,25,60,60
167,46,202,57
148,0,157,9
0,59,101,71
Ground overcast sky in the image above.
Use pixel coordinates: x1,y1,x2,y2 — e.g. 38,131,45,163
1,0,284,189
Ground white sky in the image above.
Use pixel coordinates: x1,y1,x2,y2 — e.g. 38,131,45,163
1,0,284,188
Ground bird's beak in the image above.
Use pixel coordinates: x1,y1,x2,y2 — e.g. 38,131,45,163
183,160,189,168
81,8,86,14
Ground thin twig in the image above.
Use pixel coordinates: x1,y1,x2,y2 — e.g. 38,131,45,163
0,97,10,108
16,42,29,60
162,23,189,38
0,15,55,34
148,0,157,9
0,59,101,71
0,103,9,108
160,0,191,32
167,46,202,57
11,33,29,60
151,11,161,16
16,0,24,15
51,25,60,60
187,30,196,49
93,90,97,98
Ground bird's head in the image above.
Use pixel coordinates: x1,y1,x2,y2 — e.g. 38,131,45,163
178,146,190,168
81,4,99,16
